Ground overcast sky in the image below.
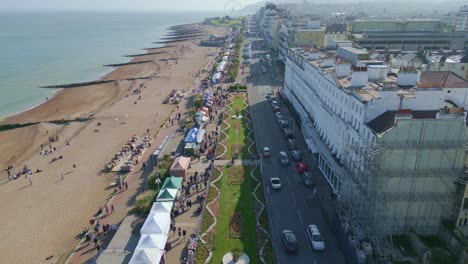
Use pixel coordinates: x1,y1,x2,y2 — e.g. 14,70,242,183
0,0,262,11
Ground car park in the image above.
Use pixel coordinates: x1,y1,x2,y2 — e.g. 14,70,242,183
303,172,315,187
306,225,325,251
263,147,271,157
270,178,281,189
291,150,301,161
282,230,299,252
279,151,289,166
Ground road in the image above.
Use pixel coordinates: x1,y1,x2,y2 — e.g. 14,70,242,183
245,20,346,264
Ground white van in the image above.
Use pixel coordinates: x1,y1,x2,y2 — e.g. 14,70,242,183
306,224,325,251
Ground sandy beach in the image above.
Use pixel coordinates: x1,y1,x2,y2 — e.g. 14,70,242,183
0,23,225,264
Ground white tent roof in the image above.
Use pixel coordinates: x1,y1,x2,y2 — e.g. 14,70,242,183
136,234,168,250
140,212,171,235
128,248,163,264
149,202,173,214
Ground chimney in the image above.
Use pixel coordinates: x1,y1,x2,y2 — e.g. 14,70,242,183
335,62,351,78
397,67,418,86
351,66,368,87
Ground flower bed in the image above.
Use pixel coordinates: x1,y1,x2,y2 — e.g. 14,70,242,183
201,209,215,235
230,212,243,238
207,185,218,204
208,197,220,217
228,165,245,185
194,241,209,264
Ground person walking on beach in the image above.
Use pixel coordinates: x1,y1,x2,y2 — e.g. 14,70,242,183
111,204,115,214
29,175,33,185
61,172,64,181
105,206,109,215
125,181,128,190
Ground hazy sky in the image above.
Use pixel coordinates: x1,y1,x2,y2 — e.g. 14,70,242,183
0,0,262,11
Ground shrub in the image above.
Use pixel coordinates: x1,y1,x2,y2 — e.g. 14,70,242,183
129,190,157,215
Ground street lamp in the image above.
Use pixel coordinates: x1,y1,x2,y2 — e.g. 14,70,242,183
155,176,161,192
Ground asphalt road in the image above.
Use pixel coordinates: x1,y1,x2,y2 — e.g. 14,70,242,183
245,22,346,264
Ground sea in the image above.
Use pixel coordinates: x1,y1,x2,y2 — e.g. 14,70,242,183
0,11,222,117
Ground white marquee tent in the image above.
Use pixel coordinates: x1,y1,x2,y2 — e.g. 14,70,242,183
136,234,168,250
128,248,163,264
140,212,171,235
149,202,173,214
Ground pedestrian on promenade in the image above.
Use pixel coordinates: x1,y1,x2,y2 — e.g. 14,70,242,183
125,181,128,190
111,204,115,214
182,229,187,240
93,236,98,248
172,226,176,236
178,227,182,237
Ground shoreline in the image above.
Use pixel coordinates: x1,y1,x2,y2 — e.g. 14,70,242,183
0,24,176,122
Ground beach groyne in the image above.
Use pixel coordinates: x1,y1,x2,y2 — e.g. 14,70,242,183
124,51,166,57
41,80,114,89
103,60,153,67
0,117,93,132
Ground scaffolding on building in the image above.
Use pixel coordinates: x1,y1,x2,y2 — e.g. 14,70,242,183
338,134,468,263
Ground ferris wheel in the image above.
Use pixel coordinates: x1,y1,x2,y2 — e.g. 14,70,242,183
223,0,243,16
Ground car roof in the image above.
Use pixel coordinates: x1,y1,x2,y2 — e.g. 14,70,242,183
280,151,286,155
284,232,297,242
263,147,270,150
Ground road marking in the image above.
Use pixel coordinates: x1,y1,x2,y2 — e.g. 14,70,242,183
266,186,270,196
297,210,304,225
291,192,296,204
286,175,290,187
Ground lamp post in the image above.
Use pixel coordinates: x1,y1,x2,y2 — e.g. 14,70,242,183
155,176,161,192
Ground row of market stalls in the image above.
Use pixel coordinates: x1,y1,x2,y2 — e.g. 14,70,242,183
211,50,231,84
184,91,216,157
128,176,183,264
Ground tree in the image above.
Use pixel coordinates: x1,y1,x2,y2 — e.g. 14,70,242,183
231,248,242,262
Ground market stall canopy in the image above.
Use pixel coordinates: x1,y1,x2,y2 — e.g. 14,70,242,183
184,128,199,143
140,212,171,235
136,234,168,250
149,201,173,214
196,129,205,144
161,176,183,190
169,156,191,178
155,188,178,202
128,248,163,264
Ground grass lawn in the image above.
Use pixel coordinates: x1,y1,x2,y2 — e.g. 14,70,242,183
212,166,260,262
226,94,251,159
211,18,241,27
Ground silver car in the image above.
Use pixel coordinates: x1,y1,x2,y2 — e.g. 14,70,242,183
279,151,289,166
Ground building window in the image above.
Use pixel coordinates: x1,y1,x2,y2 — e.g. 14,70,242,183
447,90,451,93
462,66,465,70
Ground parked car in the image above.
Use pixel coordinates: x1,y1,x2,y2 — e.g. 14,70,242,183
263,147,271,157
288,139,296,150
270,178,281,189
271,100,278,107
282,128,294,139
279,119,289,129
275,112,283,121
306,225,325,251
279,151,289,166
303,172,315,187
291,150,301,161
282,230,299,252
273,106,281,112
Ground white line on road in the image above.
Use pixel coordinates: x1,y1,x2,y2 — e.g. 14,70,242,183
266,186,270,196
291,192,296,204
297,210,304,225
286,175,290,187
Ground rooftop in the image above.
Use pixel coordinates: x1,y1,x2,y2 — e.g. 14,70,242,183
367,110,439,134
289,47,468,103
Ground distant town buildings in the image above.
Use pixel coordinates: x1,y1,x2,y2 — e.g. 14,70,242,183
443,5,468,31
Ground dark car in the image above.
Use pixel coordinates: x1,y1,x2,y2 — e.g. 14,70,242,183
282,230,299,252
303,172,315,187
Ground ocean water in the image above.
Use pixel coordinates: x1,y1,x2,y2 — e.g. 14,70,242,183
0,11,221,117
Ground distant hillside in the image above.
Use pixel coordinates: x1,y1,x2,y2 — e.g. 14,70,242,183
240,1,266,13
